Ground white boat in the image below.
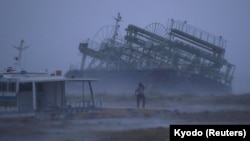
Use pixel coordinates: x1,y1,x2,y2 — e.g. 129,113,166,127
0,40,98,116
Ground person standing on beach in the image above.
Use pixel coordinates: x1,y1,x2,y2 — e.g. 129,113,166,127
135,82,146,108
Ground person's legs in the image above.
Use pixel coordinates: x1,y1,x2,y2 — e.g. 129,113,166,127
142,95,145,108
136,95,140,108
137,95,145,108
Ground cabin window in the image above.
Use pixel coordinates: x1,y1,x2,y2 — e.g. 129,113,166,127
8,83,16,92
36,83,44,92
0,82,16,92
19,82,32,92
0,82,7,92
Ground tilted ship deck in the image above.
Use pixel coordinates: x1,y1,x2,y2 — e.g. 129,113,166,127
66,13,235,95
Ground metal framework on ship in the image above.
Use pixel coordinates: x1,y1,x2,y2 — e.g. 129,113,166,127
79,14,235,88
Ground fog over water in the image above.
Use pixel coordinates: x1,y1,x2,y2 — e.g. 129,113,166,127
0,0,250,94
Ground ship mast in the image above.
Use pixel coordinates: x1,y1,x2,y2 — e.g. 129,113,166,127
111,12,122,46
12,40,29,70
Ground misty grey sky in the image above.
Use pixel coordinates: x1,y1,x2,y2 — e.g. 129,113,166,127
0,0,250,94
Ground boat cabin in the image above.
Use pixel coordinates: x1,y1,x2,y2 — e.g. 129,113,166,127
0,72,97,112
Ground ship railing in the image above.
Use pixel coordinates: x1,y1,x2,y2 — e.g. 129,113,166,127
169,19,227,49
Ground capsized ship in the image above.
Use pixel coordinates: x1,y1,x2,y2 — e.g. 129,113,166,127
66,13,235,95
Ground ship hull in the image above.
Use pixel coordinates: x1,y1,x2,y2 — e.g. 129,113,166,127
66,68,231,95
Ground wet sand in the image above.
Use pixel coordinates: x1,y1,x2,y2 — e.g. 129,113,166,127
1,93,250,141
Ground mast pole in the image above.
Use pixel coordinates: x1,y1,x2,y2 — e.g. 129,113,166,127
111,13,122,46
12,40,29,70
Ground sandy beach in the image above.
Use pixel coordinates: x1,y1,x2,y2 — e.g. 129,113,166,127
0,93,250,141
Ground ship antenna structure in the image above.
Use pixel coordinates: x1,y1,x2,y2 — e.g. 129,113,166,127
12,40,29,70
111,12,122,46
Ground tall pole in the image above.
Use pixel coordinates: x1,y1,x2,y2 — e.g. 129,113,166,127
12,40,29,70
111,13,122,46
